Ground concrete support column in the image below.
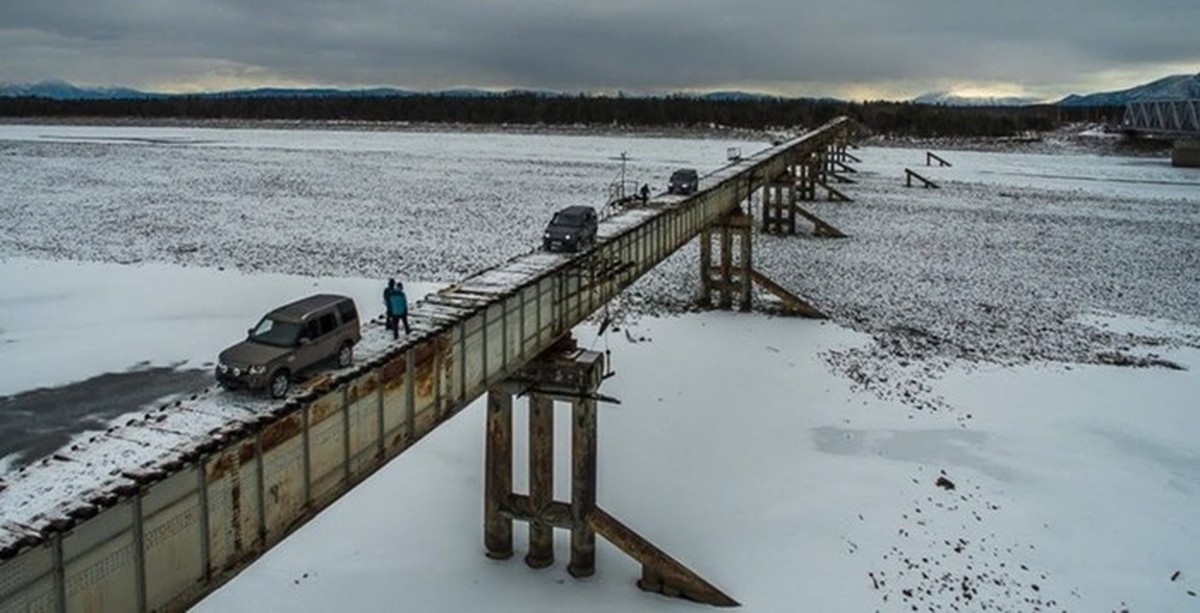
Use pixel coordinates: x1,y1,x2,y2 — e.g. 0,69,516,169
484,389,514,560
526,394,554,568
568,397,598,578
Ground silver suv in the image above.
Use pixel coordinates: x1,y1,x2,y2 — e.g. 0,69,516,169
216,294,361,398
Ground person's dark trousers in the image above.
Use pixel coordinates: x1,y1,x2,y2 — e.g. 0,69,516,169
401,315,411,335
386,315,399,339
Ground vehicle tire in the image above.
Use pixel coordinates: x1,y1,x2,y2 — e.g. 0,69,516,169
337,342,354,368
269,370,290,399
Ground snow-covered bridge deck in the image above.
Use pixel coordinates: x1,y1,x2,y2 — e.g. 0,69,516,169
0,117,855,612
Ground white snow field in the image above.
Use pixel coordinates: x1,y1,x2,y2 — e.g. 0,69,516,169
1,123,1198,611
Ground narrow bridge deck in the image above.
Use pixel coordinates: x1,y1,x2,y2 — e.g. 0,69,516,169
0,117,854,612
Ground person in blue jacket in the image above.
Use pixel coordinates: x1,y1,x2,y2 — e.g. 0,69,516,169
383,278,410,339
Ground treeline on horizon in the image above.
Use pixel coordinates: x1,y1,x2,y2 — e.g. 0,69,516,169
0,93,1122,137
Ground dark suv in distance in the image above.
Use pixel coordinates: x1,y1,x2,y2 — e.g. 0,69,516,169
216,294,361,398
668,168,699,195
542,205,598,252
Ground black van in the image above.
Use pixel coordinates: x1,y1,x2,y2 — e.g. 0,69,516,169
542,205,598,252
668,168,699,195
216,294,361,398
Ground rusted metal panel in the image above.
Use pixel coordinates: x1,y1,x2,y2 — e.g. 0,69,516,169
62,502,138,613
438,327,461,415
462,316,485,396
204,441,260,577
484,303,505,381
504,299,521,375
536,277,555,345
259,435,305,544
0,541,54,611
411,337,446,424
412,405,440,440
258,412,302,456
307,392,347,506
519,285,537,358
141,469,204,612
379,354,410,454
346,374,381,478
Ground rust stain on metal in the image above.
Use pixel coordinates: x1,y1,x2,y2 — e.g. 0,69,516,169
308,393,341,424
389,432,406,451
207,440,255,482
351,374,379,402
237,439,255,464
414,334,453,403
229,467,245,559
381,356,407,391
259,412,303,453
413,407,437,438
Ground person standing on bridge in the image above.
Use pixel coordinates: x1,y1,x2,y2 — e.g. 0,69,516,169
383,278,411,339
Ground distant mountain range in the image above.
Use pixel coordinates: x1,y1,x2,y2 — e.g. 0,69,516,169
1057,73,1200,107
0,79,154,100
910,73,1200,107
0,81,808,103
910,91,1044,107
3,74,1198,107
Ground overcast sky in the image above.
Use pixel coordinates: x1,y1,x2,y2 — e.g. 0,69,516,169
1,0,1197,101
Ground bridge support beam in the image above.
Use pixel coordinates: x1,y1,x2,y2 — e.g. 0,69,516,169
761,156,847,238
762,181,798,235
700,209,752,311
484,390,514,560
486,340,739,606
1173,139,1200,168
526,394,555,568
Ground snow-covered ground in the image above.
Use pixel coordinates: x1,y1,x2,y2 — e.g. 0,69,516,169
1,123,1198,611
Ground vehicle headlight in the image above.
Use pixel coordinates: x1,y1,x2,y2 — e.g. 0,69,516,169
565,234,572,240
544,232,551,238
249,365,266,375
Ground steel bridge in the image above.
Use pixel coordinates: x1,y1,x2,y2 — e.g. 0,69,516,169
1122,99,1200,137
0,117,857,612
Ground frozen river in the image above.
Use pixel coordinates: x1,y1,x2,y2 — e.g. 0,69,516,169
1,123,1198,611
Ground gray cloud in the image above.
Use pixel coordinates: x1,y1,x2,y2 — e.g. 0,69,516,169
1,0,1197,99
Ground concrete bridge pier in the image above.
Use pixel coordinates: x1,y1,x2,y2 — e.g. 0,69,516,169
1173,139,1200,168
